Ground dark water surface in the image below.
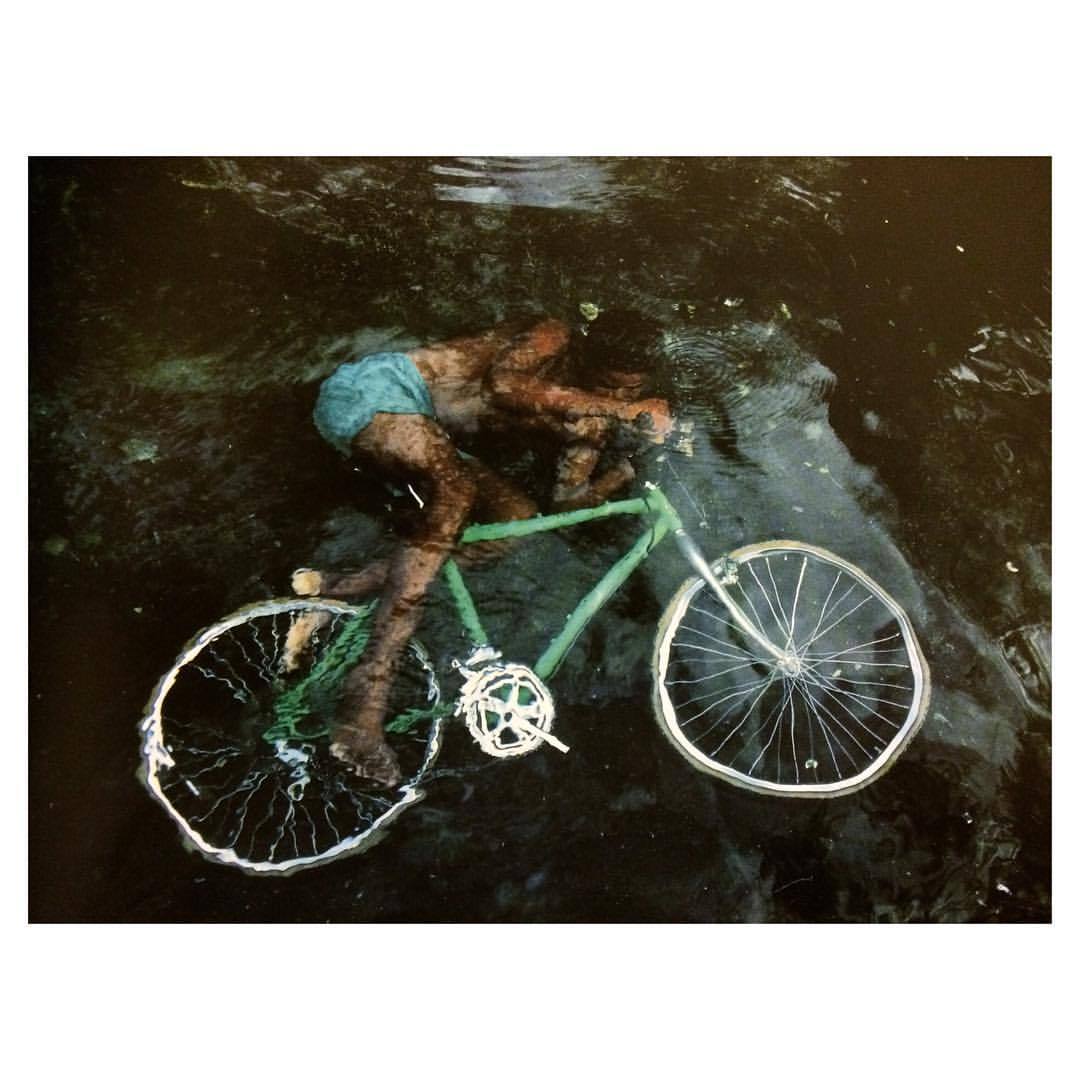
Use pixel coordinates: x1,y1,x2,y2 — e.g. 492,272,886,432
29,157,1050,922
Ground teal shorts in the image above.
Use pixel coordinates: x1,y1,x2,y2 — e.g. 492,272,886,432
313,352,436,456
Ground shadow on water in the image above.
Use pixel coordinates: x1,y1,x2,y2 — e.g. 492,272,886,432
29,156,1049,921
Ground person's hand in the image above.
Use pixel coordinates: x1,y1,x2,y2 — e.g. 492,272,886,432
624,398,673,443
562,415,613,444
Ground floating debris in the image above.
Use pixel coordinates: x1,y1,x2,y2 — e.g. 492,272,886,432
1001,623,1051,717
578,302,600,321
180,178,230,191
121,437,159,464
949,364,980,383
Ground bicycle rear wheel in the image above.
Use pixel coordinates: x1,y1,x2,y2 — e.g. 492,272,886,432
653,541,930,796
139,597,444,873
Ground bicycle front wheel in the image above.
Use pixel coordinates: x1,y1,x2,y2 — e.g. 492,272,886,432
139,597,444,874
653,541,930,797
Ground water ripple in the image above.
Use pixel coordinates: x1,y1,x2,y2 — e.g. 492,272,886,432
663,321,837,443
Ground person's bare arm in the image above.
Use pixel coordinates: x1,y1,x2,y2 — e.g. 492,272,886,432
488,318,672,434
551,441,637,511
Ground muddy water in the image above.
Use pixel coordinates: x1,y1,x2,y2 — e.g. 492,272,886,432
29,157,1050,921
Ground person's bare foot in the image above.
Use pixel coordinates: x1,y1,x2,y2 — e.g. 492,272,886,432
279,569,330,673
291,568,324,596
280,609,332,673
329,725,402,788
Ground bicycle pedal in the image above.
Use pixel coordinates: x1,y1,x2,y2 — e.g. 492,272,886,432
453,645,502,674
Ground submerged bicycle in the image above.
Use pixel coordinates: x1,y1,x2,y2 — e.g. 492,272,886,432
140,479,931,875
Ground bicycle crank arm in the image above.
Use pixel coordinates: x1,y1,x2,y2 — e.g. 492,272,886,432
514,719,570,754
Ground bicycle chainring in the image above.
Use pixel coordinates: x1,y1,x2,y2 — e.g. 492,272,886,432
455,661,560,758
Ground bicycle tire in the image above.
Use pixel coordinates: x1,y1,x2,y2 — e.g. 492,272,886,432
653,541,930,797
139,597,444,874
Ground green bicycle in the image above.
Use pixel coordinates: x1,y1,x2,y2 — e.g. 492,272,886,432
140,480,931,875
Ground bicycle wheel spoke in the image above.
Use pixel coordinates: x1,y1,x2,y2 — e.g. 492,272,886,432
249,617,285,684
800,667,904,735
803,669,911,718
806,656,912,670
800,592,874,653
682,670,771,746
788,693,799,785
793,679,859,778
676,676,773,710
763,556,800,653
682,679,766,727
192,658,251,704
734,577,772,642
743,560,790,642
804,672,914,694
709,672,779,753
800,631,904,662
322,801,343,846
687,605,762,657
804,569,843,650
666,661,759,686
182,748,246,783
672,640,759,662
793,677,875,764
675,622,758,661
228,627,272,689
739,678,794,777
784,555,809,652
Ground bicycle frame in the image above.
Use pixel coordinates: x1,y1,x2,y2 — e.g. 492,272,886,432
438,481,787,682
265,479,791,746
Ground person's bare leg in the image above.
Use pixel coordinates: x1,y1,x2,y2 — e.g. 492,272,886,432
285,459,534,679
329,414,477,786
293,461,535,598
451,457,538,568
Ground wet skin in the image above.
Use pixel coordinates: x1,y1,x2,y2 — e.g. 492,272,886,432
305,317,673,786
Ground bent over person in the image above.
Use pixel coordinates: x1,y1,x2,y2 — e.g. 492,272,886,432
291,312,673,787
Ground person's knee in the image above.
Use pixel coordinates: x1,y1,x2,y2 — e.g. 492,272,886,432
509,491,538,521
489,491,537,524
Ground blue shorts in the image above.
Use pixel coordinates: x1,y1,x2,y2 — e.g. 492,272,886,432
313,352,436,456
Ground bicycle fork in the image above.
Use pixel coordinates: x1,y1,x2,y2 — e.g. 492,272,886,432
646,484,793,670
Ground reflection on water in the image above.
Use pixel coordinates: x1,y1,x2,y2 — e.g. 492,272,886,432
29,156,1050,922
432,157,625,210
